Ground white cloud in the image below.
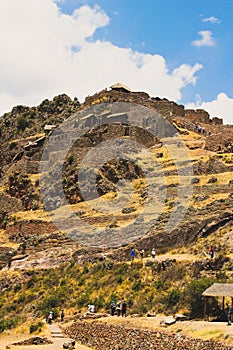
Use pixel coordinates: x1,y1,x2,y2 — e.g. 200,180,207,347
202,16,221,24
0,0,203,117
186,93,233,125
192,31,216,47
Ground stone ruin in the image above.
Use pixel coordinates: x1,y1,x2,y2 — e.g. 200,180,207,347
185,109,223,125
84,86,223,125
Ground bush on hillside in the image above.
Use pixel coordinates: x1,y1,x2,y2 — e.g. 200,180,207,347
184,278,215,318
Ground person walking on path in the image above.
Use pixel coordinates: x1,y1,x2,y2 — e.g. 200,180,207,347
209,246,215,259
122,300,127,317
61,309,65,322
116,301,121,317
48,311,53,324
140,249,145,260
130,248,136,261
110,300,116,316
151,248,156,259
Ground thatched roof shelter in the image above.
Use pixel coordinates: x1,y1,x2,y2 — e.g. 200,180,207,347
110,83,132,93
203,283,233,298
202,283,233,320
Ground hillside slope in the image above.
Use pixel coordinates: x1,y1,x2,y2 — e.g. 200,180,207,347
0,87,233,336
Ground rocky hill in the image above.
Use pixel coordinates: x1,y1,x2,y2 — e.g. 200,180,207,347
0,86,233,340
0,87,232,260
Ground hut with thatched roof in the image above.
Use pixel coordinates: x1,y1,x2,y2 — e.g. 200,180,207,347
202,283,233,320
110,83,132,93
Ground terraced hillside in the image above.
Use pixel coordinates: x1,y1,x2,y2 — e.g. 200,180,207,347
0,88,233,338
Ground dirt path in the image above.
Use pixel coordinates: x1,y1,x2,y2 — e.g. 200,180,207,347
0,323,93,350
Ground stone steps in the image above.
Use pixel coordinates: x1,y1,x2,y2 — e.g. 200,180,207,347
50,327,65,339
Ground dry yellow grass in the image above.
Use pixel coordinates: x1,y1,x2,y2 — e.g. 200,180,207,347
196,172,232,186
191,193,229,208
0,229,19,249
9,133,45,144
9,209,51,222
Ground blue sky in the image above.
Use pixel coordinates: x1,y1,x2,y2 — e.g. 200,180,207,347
59,0,233,104
0,0,232,123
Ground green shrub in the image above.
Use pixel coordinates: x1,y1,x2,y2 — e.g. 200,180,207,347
93,295,105,310
184,278,215,318
77,292,91,308
67,154,74,165
82,265,89,274
17,293,26,303
17,116,28,131
9,141,17,150
116,276,123,284
154,279,163,290
14,285,22,293
132,279,143,291
164,288,181,308
0,317,20,333
30,321,43,334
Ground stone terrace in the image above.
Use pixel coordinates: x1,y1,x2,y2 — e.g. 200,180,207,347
65,321,233,350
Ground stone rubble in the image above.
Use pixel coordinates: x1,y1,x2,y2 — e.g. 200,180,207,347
12,336,53,346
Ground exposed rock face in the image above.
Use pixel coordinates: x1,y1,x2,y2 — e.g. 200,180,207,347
65,321,233,350
7,171,40,210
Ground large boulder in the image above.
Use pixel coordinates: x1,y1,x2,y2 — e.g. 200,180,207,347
63,340,76,349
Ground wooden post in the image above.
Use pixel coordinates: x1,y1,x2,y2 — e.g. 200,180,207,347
204,297,207,320
222,296,225,311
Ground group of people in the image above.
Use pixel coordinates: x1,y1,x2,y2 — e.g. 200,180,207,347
110,300,127,317
194,123,211,136
47,309,65,324
130,247,156,261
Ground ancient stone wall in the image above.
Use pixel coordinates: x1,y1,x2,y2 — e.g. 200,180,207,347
129,126,156,147
0,193,23,214
5,220,58,242
150,100,185,119
212,117,223,125
65,321,233,350
84,90,185,119
185,109,210,123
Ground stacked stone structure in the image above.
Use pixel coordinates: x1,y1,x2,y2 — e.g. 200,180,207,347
84,86,223,124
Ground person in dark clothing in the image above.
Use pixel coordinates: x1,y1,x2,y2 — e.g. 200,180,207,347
162,261,166,271
122,300,127,317
140,249,145,260
110,301,116,316
61,309,65,322
116,301,121,317
209,246,214,259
